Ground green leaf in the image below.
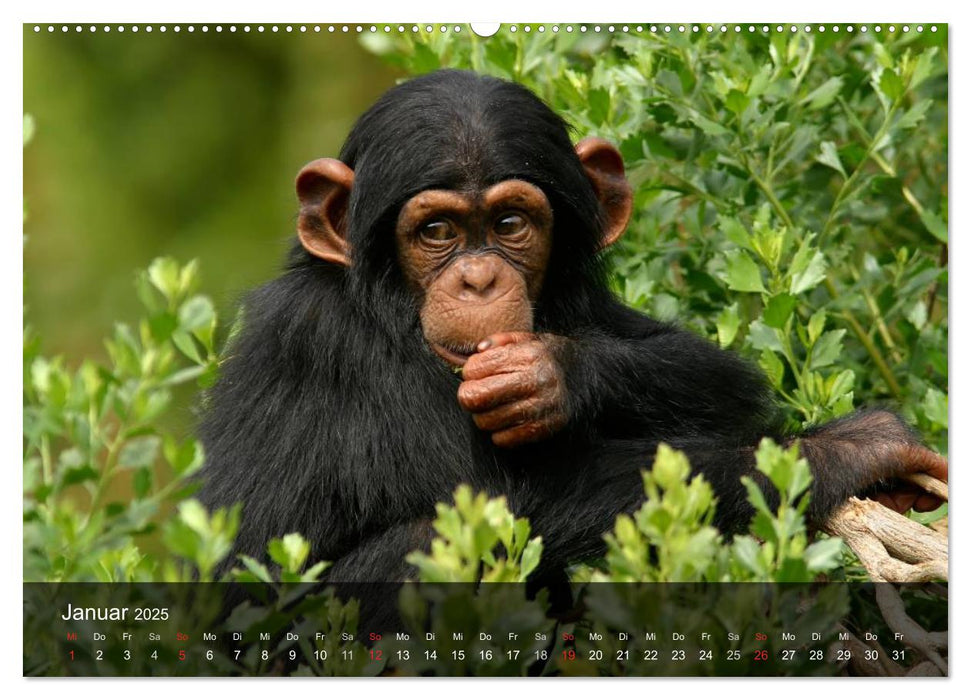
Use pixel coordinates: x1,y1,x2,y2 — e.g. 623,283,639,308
747,321,783,353
759,349,785,388
60,465,99,488
178,296,215,332
588,87,610,126
878,68,904,103
147,257,181,301
118,436,161,469
691,112,731,137
804,537,844,572
520,538,543,578
919,209,948,243
268,533,311,573
922,387,948,428
716,303,740,348
817,141,846,179
898,99,932,130
826,369,856,405
910,47,939,89
763,293,796,329
906,300,928,330
484,39,516,76
723,250,766,293
731,535,765,575
725,89,750,116
172,330,203,364
810,329,846,370
801,76,843,110
236,555,274,583
717,215,751,249
178,499,211,535
789,243,827,295
133,467,152,499
807,309,827,345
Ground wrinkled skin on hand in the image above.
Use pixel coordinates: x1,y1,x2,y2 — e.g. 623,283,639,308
457,332,569,448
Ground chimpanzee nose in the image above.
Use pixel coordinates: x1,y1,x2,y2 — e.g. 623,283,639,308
457,256,500,300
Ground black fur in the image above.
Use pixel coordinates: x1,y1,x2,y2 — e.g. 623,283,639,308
198,70,922,582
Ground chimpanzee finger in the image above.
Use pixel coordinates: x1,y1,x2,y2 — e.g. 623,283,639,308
913,493,944,512
902,445,948,483
476,331,536,353
457,373,534,413
463,341,544,381
874,491,918,514
491,421,552,449
471,399,545,432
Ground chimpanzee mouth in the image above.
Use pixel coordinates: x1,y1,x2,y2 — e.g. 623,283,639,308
431,342,478,367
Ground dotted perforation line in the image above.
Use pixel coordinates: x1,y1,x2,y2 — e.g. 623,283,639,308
31,24,939,35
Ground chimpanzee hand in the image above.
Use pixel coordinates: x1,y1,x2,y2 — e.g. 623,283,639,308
800,410,948,517
457,332,569,448
871,443,948,513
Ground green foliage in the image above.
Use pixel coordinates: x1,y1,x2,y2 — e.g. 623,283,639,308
408,440,841,585
406,485,543,582
582,441,843,584
365,26,947,448
24,257,219,582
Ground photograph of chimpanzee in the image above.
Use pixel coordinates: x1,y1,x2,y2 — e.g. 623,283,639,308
24,24,948,676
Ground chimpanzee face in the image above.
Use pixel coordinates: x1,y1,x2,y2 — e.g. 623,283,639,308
393,180,553,366
293,134,631,368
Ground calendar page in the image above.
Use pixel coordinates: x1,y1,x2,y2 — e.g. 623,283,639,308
22,21,949,679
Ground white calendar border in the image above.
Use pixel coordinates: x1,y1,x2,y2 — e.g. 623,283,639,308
4,0,964,696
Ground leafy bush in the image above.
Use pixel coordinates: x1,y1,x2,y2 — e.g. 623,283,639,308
24,257,220,581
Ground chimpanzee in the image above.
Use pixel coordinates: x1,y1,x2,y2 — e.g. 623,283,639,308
198,69,947,582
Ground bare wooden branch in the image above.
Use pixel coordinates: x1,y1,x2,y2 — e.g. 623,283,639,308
823,498,947,581
822,493,948,676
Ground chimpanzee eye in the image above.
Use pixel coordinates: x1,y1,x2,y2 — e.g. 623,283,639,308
494,213,527,237
420,220,456,242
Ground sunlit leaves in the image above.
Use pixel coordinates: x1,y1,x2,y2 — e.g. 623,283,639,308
24,258,221,582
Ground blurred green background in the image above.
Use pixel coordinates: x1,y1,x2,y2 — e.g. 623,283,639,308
24,27,399,361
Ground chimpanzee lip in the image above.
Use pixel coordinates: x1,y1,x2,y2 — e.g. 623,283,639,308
431,342,476,367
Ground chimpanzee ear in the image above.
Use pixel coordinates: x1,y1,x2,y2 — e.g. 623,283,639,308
296,158,354,267
575,138,633,249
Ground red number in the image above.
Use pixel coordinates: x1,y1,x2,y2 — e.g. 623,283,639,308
754,650,768,661
369,649,383,661
69,650,74,661
562,649,576,661
178,649,186,661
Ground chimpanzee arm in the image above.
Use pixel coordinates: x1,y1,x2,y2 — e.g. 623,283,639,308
555,309,946,529
557,311,777,442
